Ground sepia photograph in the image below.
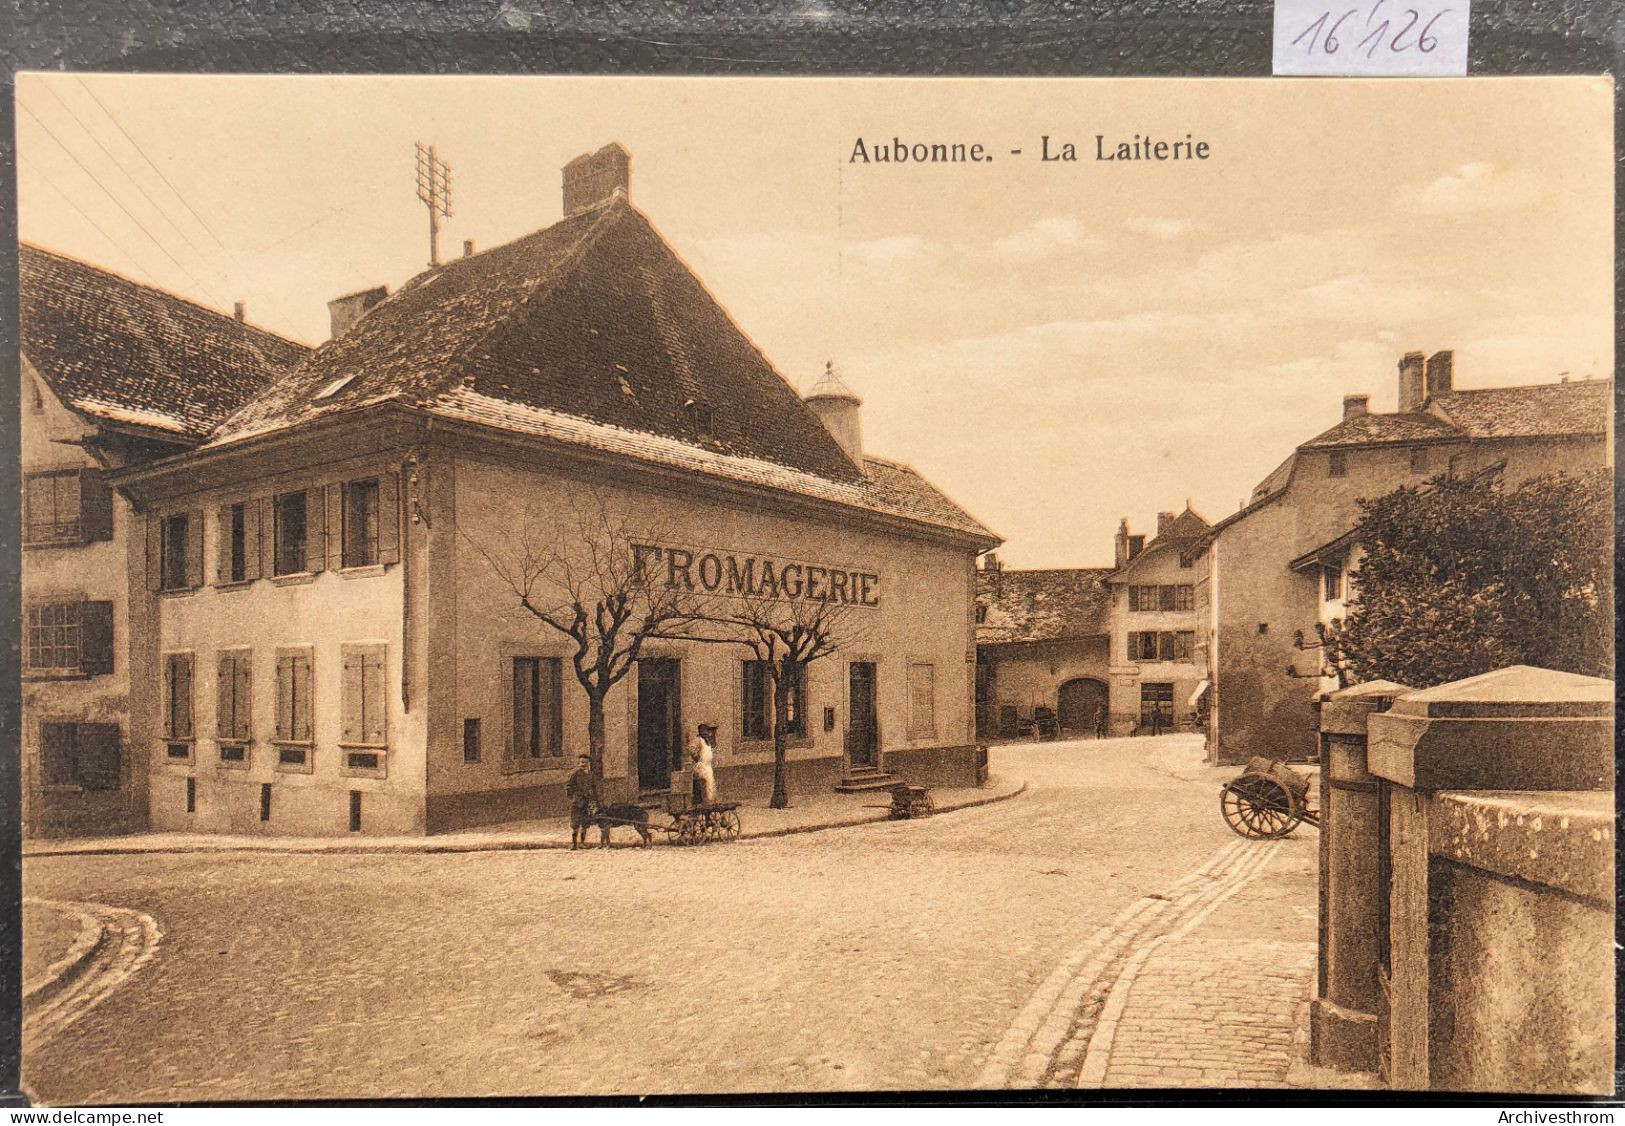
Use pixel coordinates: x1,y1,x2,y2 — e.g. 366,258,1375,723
10,72,1615,1103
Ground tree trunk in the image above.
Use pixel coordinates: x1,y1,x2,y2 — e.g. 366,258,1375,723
770,670,790,809
587,692,607,779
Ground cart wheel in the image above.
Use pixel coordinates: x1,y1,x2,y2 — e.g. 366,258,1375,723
676,818,698,846
918,795,934,816
718,810,741,841
1220,775,1302,839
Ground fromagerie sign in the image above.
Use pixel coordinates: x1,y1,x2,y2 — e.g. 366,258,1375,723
631,543,880,608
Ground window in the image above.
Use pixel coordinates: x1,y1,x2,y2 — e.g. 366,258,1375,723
1328,450,1348,478
1323,565,1343,602
40,723,121,790
685,399,714,436
216,502,261,584
1127,631,1155,661
25,601,112,676
1409,447,1428,473
162,653,194,741
216,650,252,748
341,644,387,747
782,663,807,738
907,662,935,741
24,470,109,545
342,479,380,567
974,603,988,624
742,660,770,740
274,650,314,744
1173,585,1194,612
273,491,310,576
1129,585,1159,612
463,718,481,763
1139,683,1174,727
1179,554,1193,569
1174,631,1196,662
158,513,198,590
511,657,563,760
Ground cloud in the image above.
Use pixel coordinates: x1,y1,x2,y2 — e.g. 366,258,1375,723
1300,273,1454,325
844,234,937,268
1407,162,1544,215
1124,217,1191,240
992,216,1098,259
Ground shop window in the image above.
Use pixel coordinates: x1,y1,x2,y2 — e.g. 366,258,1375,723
1139,683,1174,728
24,470,109,546
162,653,194,742
511,657,564,760
216,649,252,755
40,722,121,790
341,644,388,749
25,600,112,677
274,649,315,758
1328,450,1348,478
907,662,935,741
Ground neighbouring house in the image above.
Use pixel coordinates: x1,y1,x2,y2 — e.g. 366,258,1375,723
110,143,999,836
1192,349,1612,765
974,504,1210,740
19,244,308,836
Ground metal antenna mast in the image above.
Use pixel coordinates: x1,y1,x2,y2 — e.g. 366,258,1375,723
414,142,452,266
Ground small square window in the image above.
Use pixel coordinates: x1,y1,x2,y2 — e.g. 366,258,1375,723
219,744,247,764
346,751,380,770
1328,451,1348,478
1257,622,1269,635
165,743,191,760
278,747,308,767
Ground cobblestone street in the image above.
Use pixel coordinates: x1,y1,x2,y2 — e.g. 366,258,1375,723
23,735,1322,1102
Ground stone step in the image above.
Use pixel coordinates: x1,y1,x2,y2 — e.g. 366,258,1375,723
833,773,899,794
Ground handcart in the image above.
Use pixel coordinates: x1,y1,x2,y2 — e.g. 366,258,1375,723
1219,756,1319,839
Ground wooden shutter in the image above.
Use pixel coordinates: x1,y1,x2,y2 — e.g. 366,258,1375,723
260,497,276,577
548,658,564,756
185,511,204,588
77,724,121,791
341,649,361,743
243,502,262,581
217,653,235,739
306,489,326,573
40,723,77,787
215,505,234,583
235,653,253,740
363,651,386,745
79,469,113,543
176,654,194,738
80,601,114,676
275,654,293,740
326,482,344,570
145,514,162,591
377,472,401,565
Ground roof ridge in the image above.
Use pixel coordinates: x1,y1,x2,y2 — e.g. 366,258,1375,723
20,240,312,350
1434,377,1612,396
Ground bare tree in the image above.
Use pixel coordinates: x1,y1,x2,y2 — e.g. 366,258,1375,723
702,590,863,809
460,488,712,778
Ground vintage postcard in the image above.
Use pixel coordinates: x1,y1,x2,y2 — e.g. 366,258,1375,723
13,74,1614,1102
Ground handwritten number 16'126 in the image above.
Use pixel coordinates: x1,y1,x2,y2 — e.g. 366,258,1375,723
1291,2,1452,57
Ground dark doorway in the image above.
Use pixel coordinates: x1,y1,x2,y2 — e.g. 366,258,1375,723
637,658,682,791
848,662,878,768
1058,677,1109,736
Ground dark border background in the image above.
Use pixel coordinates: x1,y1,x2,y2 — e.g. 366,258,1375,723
0,0,1620,1108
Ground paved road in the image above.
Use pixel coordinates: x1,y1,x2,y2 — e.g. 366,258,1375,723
23,734,1312,1101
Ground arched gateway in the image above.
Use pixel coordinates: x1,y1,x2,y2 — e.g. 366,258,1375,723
1057,678,1109,736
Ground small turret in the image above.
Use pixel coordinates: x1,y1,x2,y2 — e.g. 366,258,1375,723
805,360,864,467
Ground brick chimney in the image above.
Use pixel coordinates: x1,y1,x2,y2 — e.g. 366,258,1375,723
1424,350,1454,400
1397,351,1426,413
1343,394,1369,420
233,300,246,324
328,285,389,339
563,143,631,216
1114,519,1131,569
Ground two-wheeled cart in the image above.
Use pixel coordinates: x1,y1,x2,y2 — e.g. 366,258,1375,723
1219,756,1319,839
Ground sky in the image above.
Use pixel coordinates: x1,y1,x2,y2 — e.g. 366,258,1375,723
15,74,1614,567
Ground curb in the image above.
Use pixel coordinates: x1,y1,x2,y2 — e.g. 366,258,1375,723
22,900,106,1009
23,779,1029,859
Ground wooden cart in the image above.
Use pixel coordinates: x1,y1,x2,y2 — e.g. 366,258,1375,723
1219,756,1319,839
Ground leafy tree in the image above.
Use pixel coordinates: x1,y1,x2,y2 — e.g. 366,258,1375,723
1335,466,1613,689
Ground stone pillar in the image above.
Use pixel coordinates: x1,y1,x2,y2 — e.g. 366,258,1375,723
1311,679,1408,1072
1366,665,1613,1091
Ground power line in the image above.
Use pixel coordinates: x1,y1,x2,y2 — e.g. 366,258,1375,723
20,159,165,287
18,97,227,308
36,80,219,268
74,76,228,252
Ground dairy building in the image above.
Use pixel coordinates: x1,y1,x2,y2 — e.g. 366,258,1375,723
113,144,999,835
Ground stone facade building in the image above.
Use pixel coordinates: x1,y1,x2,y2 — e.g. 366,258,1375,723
18,245,307,836
110,144,998,836
974,505,1209,739
1193,349,1611,765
